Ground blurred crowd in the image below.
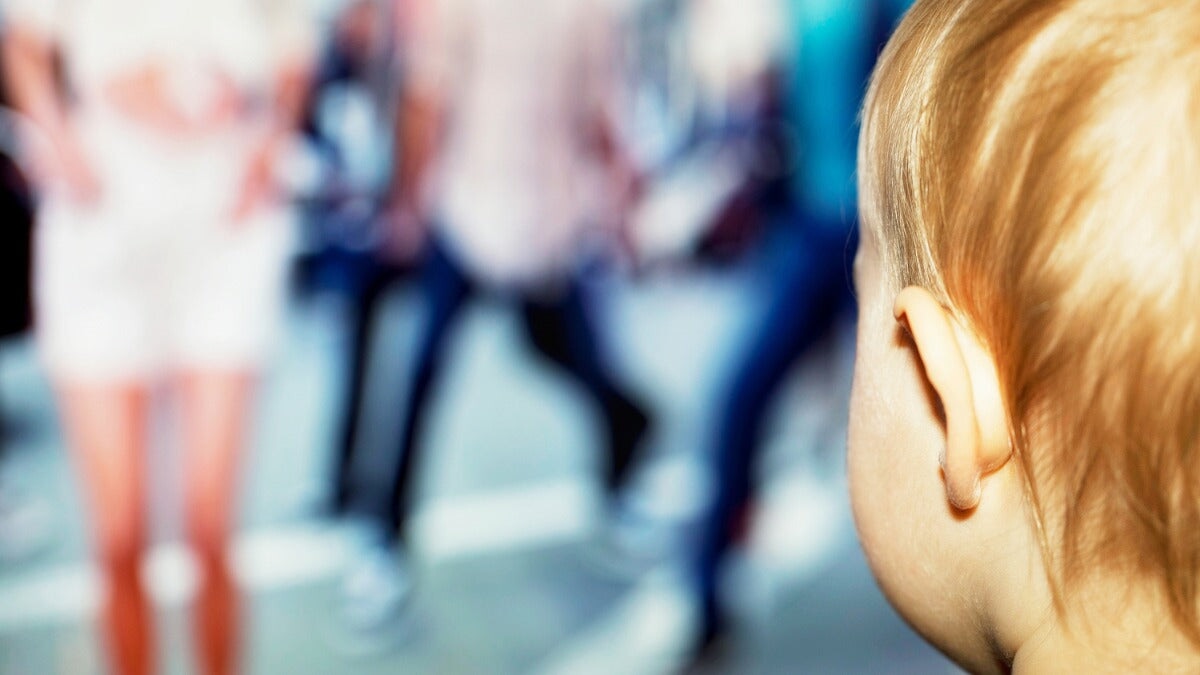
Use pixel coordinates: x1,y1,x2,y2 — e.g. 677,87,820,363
0,0,912,673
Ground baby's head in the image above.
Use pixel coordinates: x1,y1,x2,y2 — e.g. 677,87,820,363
849,0,1200,670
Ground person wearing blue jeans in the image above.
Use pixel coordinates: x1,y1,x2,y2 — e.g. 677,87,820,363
349,234,649,543
688,0,912,656
327,252,414,515
334,0,648,639
692,214,856,649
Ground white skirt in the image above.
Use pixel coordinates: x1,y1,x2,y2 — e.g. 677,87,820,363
34,110,293,383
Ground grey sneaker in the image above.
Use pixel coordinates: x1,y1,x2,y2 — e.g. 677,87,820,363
583,491,675,581
341,543,413,626
331,534,418,656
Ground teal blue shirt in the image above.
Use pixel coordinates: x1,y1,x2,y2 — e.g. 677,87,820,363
782,0,912,222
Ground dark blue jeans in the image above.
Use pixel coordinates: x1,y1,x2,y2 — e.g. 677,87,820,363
351,236,647,543
693,216,856,633
329,254,414,514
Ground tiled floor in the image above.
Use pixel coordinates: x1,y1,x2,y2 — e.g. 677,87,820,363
0,266,953,674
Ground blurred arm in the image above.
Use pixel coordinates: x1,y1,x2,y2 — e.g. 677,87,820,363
2,21,98,201
388,0,452,213
262,58,313,149
377,0,454,256
585,5,643,260
262,0,319,147
232,0,316,221
387,79,442,216
3,24,67,139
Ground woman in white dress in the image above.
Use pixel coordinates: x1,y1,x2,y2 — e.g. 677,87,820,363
1,1,313,673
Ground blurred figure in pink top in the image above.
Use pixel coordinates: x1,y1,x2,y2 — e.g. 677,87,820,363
335,0,654,638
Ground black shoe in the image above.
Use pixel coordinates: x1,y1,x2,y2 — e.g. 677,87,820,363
678,610,733,674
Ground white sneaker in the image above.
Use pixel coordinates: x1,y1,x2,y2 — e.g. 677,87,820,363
340,543,414,632
584,492,676,581
610,496,674,563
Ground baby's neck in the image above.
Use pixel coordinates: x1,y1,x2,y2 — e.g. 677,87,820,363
1008,585,1200,673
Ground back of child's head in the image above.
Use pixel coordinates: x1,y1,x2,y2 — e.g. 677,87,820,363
858,0,1200,654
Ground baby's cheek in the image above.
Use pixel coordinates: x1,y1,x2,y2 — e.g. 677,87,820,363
846,358,917,575
846,370,887,539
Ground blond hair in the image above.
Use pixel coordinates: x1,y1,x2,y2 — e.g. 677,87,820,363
859,0,1200,643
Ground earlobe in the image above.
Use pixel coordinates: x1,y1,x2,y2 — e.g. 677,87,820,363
893,287,1011,511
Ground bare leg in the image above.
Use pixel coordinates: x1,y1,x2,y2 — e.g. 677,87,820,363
59,384,153,675
179,371,253,675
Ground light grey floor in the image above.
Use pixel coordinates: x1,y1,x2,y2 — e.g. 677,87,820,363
0,265,954,674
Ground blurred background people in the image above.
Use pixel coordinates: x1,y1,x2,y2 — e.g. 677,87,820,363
294,0,420,519
683,0,914,661
334,0,654,638
0,0,970,672
1,0,313,673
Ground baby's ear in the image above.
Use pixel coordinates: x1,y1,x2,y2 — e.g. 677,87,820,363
893,287,1011,511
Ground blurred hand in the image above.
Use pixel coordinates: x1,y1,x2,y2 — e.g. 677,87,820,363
612,173,647,274
231,135,283,225
380,201,428,262
616,218,641,269
43,135,102,206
